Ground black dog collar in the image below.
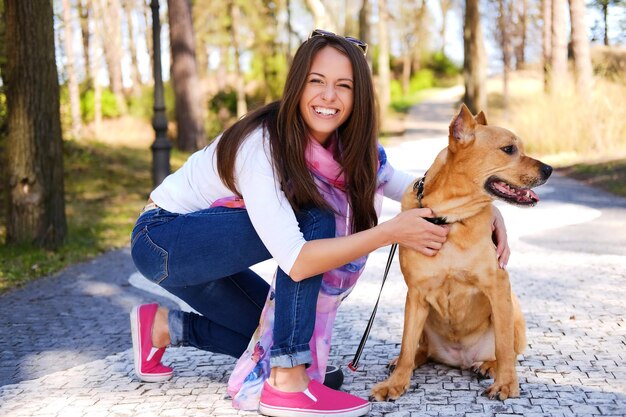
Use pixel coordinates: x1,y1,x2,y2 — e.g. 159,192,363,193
413,173,448,225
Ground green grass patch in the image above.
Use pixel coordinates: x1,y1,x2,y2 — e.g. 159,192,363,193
557,158,626,198
0,139,189,294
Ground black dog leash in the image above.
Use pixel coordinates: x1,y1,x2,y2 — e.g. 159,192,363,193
348,176,448,371
348,242,398,371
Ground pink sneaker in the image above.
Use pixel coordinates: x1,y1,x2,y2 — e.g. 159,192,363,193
130,304,173,382
259,379,370,417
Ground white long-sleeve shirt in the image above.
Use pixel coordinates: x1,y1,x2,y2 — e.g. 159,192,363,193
150,127,415,274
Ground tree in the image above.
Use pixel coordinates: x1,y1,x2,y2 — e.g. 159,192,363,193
228,0,247,118
377,0,391,120
305,0,337,32
542,0,552,92
61,0,82,139
5,0,67,248
569,0,593,99
94,0,126,112
77,0,92,86
123,0,142,94
463,0,487,113
551,0,568,92
438,0,454,55
168,0,206,151
589,0,624,46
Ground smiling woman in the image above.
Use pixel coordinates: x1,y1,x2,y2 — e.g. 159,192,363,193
124,29,506,417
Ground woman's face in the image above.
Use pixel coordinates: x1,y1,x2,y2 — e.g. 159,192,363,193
299,46,354,145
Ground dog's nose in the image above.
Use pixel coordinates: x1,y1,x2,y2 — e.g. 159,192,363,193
541,163,553,179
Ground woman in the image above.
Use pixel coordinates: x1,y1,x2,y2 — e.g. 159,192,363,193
130,30,509,417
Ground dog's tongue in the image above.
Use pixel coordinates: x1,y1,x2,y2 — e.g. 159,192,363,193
518,188,540,204
493,181,539,203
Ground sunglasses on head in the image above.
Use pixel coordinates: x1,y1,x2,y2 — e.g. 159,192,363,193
308,29,368,56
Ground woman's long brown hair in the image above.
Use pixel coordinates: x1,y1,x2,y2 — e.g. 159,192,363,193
216,35,379,233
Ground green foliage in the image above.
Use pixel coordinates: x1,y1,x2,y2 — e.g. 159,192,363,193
248,52,288,101
127,82,176,122
80,88,121,121
390,70,436,113
427,51,461,79
559,159,626,197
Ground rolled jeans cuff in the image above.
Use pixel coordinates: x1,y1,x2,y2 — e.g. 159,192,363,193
269,345,312,368
168,309,186,347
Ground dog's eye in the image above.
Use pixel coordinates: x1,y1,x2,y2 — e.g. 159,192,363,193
501,145,516,155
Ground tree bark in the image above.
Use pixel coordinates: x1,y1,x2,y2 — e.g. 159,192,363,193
123,0,142,94
551,0,568,92
439,0,453,55
61,0,83,139
95,0,126,112
77,0,92,87
542,0,552,92
498,0,512,117
358,0,371,68
514,0,527,69
168,0,206,152
463,0,487,113
5,0,67,248
569,0,594,99
377,0,391,120
229,1,247,118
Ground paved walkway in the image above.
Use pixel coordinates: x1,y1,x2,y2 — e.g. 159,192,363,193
1,88,625,416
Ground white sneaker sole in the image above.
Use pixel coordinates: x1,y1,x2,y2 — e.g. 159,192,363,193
258,402,370,417
129,306,173,383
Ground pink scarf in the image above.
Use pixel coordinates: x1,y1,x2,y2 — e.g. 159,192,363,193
221,133,393,410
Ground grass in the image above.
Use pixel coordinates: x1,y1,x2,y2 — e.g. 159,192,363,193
0,138,189,294
557,158,626,197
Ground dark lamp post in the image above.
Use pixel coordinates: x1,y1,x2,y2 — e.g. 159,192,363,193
150,0,171,187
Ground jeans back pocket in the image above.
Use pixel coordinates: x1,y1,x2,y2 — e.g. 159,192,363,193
131,228,169,284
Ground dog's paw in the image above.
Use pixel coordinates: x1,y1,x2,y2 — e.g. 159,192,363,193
482,379,520,400
371,379,409,402
473,360,496,380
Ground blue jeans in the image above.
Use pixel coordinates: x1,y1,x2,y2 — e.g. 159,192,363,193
130,205,335,368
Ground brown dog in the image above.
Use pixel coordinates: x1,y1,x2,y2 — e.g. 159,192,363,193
371,104,552,401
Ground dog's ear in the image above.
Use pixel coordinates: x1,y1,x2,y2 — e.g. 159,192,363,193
474,111,488,126
449,103,477,145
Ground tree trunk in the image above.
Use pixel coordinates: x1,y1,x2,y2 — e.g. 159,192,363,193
305,0,337,33
568,0,593,100
551,0,568,92
602,3,609,46
463,0,487,113
498,0,512,117
96,0,126,112
439,0,453,55
168,0,206,152
77,0,92,87
143,1,154,78
5,0,67,248
124,0,142,94
229,1,247,118
377,0,391,120
542,0,552,92
358,0,372,68
91,0,104,136
61,0,83,139
514,0,527,69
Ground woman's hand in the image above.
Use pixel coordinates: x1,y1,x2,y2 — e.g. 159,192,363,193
383,208,449,256
491,206,510,269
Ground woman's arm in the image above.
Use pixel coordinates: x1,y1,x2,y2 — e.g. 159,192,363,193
491,205,510,269
289,208,449,281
